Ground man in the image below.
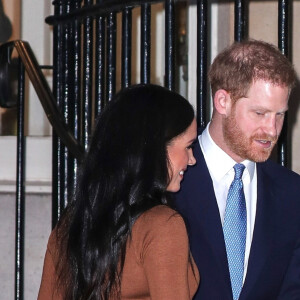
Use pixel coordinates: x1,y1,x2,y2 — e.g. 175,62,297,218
175,40,300,300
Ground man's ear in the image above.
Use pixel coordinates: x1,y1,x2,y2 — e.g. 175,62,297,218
213,89,231,116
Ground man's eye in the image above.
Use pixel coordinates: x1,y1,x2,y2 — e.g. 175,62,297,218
277,112,286,117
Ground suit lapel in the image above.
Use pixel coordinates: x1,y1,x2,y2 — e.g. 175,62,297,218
188,144,233,297
240,163,277,299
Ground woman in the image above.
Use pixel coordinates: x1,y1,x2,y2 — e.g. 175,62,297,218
38,84,199,300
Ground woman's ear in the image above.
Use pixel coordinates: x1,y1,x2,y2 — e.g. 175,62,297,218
213,89,231,116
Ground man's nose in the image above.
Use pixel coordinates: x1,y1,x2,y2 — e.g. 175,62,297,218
263,115,278,137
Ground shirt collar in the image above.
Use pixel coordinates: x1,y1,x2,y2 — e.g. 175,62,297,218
199,122,255,181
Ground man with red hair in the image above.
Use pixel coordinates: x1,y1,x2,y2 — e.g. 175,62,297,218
176,39,300,300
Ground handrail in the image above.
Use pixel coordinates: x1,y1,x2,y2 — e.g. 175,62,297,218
45,0,163,25
0,40,85,161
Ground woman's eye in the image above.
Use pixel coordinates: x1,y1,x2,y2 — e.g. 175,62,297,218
187,141,196,149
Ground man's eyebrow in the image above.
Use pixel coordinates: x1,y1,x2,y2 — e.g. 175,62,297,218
250,106,289,113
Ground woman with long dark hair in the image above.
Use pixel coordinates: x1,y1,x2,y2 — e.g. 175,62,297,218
38,84,199,299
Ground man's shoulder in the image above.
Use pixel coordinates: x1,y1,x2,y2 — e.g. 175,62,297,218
258,159,300,186
259,159,300,176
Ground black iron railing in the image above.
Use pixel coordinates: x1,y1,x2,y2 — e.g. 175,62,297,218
277,0,291,166
0,40,83,300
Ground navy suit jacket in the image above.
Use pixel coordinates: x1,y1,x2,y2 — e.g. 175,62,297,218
175,141,300,300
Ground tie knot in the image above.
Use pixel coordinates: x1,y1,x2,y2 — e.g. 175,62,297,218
233,163,245,180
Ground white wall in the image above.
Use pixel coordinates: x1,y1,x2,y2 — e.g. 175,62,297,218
21,0,53,136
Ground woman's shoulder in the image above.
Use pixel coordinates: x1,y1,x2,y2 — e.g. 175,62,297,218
46,226,66,258
132,205,187,239
138,205,183,224
128,205,190,265
45,228,59,256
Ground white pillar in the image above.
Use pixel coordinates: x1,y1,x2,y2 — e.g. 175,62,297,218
21,0,53,136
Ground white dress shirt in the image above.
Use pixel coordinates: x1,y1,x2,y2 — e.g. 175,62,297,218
199,123,257,281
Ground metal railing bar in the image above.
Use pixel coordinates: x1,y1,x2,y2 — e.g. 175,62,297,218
69,1,82,188
141,3,151,84
51,0,64,227
234,0,247,42
278,0,289,55
46,0,298,26
277,0,290,167
52,133,61,228
122,7,132,89
95,12,106,118
197,0,208,128
45,0,163,25
106,12,117,102
15,58,25,300
165,0,175,91
39,65,53,69
60,3,72,208
83,0,94,150
12,40,84,160
59,0,72,215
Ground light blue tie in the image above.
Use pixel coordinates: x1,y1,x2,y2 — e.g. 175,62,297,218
223,163,247,300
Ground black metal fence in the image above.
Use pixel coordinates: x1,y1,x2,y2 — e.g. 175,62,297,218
46,0,291,225
0,0,294,299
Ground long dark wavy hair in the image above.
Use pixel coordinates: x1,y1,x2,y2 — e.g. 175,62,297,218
55,84,195,300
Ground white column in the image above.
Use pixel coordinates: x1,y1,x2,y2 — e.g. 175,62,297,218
21,0,53,136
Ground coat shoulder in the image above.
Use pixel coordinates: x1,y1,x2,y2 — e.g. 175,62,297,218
259,159,300,182
259,159,300,197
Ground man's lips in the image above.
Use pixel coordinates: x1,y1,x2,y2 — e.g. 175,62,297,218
255,139,272,148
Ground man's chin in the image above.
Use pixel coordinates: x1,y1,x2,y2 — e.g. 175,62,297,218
246,149,273,163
